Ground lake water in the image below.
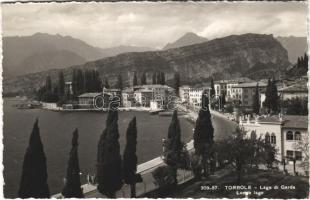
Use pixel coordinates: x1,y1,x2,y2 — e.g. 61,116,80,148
3,99,195,198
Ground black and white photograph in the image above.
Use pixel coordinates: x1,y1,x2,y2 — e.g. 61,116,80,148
1,1,309,199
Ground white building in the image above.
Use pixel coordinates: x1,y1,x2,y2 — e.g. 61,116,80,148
240,115,308,170
214,77,252,99
122,88,135,108
179,85,190,103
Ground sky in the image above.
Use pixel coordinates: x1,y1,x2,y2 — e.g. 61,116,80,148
2,2,308,49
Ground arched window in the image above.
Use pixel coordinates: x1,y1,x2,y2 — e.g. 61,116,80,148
294,131,301,140
286,131,293,140
265,132,270,143
271,133,276,144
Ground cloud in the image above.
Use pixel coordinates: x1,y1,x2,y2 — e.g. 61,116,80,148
2,2,307,49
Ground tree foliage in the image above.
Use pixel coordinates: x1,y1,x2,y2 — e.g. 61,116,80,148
283,97,308,115
96,110,123,198
193,97,214,176
18,119,50,198
164,111,189,183
252,83,260,114
123,117,142,197
264,79,279,113
62,129,84,198
140,73,147,85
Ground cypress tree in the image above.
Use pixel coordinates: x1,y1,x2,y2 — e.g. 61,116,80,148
160,72,166,85
45,76,52,93
152,72,157,84
252,83,260,114
264,78,272,113
210,78,215,98
174,72,180,96
133,72,138,86
140,73,147,85
96,110,123,198
116,74,123,90
165,110,183,184
58,71,65,97
270,79,279,113
62,129,84,198
193,97,214,175
18,119,50,198
123,117,142,197
72,69,78,98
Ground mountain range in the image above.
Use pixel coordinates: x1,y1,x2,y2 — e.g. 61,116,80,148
3,33,154,78
162,32,307,64
4,33,290,96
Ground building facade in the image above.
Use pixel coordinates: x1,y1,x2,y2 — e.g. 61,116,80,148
232,82,267,108
240,115,308,168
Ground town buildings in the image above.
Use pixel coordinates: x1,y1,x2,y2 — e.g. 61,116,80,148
240,115,308,172
214,77,252,99
232,81,267,109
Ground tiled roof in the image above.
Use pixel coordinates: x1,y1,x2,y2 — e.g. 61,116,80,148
282,115,308,129
78,93,102,98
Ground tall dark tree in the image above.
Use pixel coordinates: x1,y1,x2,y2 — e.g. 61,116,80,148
152,72,157,84
174,72,180,96
45,76,52,93
123,117,142,197
72,69,78,98
116,74,123,90
58,71,65,97
264,78,272,113
62,129,84,198
160,72,166,85
252,83,260,114
270,79,279,113
96,110,123,198
133,72,138,86
140,72,147,85
164,110,184,184
210,78,215,98
193,97,214,176
18,119,50,198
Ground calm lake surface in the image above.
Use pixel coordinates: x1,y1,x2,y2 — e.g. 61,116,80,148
3,99,194,198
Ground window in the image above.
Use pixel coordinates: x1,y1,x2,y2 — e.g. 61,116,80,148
286,131,293,140
265,132,270,143
295,151,302,160
294,131,301,140
271,133,276,144
286,150,294,159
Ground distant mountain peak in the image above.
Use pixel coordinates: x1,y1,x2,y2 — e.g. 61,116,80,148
163,32,208,50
